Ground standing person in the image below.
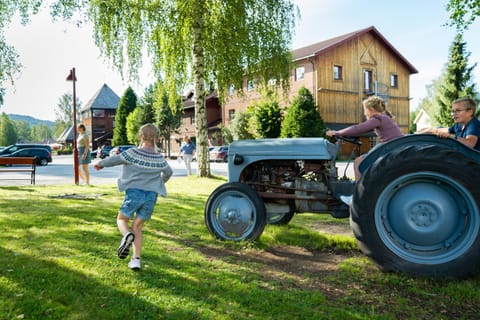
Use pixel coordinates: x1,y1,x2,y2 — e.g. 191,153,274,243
179,135,196,176
94,123,173,270
419,97,480,150
77,124,91,185
326,96,403,204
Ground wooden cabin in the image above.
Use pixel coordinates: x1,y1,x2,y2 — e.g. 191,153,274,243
222,26,418,157
79,84,120,150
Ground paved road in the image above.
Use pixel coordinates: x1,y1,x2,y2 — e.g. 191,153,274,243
0,155,229,186
0,154,354,186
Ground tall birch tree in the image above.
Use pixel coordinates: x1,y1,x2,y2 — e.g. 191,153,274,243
0,1,296,176
52,0,297,176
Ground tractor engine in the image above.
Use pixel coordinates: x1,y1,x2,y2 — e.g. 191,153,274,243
239,160,338,213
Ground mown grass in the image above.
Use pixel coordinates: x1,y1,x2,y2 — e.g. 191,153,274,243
0,177,479,319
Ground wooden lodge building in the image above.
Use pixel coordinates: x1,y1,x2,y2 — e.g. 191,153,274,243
190,25,418,156
179,89,223,148
70,26,417,158
79,84,120,150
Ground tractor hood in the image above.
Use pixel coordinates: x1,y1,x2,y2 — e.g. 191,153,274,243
227,138,338,181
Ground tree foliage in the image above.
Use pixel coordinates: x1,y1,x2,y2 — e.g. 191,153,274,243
231,111,255,141
30,123,53,143
435,34,478,127
55,93,81,126
125,107,141,145
112,87,137,146
0,113,18,145
281,87,325,138
253,101,282,138
155,85,182,157
51,0,297,176
137,84,157,125
125,84,159,145
219,124,233,145
13,120,31,142
447,0,480,31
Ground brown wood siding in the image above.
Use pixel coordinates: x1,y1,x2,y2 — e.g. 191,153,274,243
315,33,410,134
200,28,415,157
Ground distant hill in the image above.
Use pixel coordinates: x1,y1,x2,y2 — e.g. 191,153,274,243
7,114,55,128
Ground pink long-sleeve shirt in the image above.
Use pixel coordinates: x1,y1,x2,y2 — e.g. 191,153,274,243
335,113,402,143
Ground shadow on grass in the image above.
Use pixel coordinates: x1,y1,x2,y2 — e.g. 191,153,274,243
0,246,167,319
0,227,359,319
0,186,36,192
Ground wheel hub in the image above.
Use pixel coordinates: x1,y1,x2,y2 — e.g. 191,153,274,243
409,203,438,228
218,196,252,234
383,182,459,248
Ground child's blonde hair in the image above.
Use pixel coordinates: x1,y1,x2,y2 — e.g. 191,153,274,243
363,95,394,118
138,123,160,145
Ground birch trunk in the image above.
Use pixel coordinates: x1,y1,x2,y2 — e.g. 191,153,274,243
192,0,210,177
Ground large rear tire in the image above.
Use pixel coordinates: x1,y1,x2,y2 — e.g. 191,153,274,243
205,182,267,241
351,145,480,278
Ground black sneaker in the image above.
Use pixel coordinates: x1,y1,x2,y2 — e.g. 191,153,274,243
117,232,135,259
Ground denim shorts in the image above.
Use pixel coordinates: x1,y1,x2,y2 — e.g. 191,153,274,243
119,188,158,221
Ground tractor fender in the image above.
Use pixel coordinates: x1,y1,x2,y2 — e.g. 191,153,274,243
359,133,480,174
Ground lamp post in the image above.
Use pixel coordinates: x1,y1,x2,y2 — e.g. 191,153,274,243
66,68,79,185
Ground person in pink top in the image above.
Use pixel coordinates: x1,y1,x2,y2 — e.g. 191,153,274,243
326,96,403,204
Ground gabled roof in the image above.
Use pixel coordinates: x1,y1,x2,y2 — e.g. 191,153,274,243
80,83,120,112
292,26,418,74
56,126,74,143
413,108,432,124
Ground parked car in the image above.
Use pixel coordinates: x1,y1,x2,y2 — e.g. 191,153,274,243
98,145,113,159
0,148,52,166
109,145,136,156
0,144,52,156
209,146,229,162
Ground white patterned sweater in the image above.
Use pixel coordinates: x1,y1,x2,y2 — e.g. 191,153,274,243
97,147,173,196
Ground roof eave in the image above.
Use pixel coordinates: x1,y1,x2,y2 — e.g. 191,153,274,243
293,26,418,75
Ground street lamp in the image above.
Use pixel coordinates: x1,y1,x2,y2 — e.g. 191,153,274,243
66,68,79,185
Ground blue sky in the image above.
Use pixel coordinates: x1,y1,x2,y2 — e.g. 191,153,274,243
2,0,480,121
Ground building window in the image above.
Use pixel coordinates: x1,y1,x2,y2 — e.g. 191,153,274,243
228,84,235,96
247,79,255,91
92,109,105,117
390,73,398,88
93,126,106,135
364,69,373,93
190,114,195,125
295,66,305,81
228,109,235,120
333,65,343,80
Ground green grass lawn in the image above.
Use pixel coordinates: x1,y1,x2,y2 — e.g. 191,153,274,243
1,177,479,319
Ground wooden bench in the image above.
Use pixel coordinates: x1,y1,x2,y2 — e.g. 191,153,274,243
0,157,36,185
